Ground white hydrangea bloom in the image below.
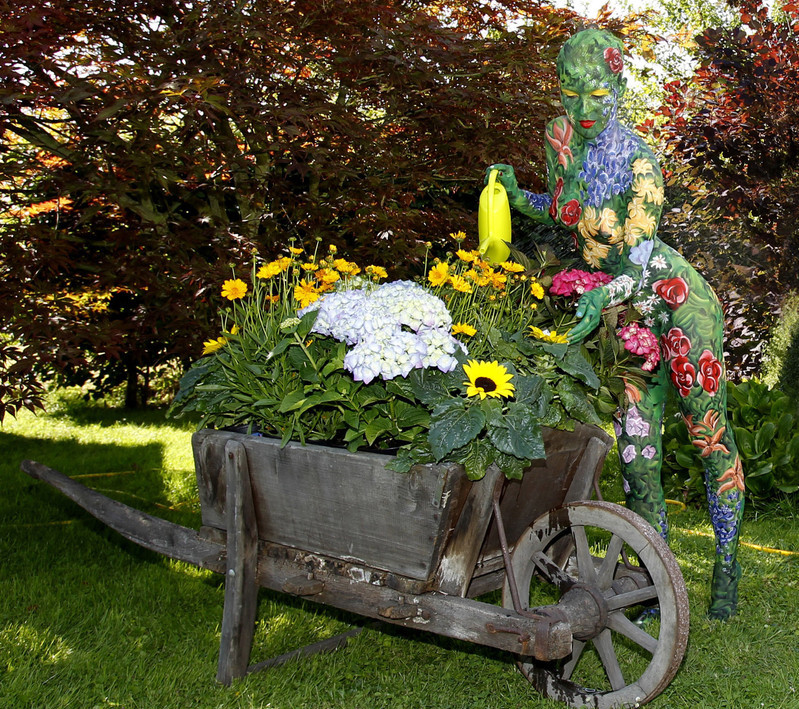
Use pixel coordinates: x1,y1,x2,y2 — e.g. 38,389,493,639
301,280,464,382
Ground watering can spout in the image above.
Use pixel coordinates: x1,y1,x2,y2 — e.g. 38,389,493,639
478,169,511,264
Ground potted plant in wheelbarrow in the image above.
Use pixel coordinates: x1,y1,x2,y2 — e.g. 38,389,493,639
164,235,689,709
22,235,689,709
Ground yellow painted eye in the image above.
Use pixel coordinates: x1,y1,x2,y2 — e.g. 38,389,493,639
591,89,611,97
561,89,578,97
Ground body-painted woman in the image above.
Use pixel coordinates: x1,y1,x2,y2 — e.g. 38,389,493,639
489,29,743,619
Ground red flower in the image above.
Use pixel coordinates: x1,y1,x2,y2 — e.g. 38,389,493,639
660,326,692,360
549,178,563,222
653,277,689,310
670,356,696,398
560,199,582,226
604,47,623,74
697,349,724,396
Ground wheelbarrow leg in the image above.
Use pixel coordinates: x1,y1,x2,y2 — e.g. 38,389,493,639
217,440,260,685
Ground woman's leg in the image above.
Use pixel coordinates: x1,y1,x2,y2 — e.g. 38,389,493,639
615,367,670,540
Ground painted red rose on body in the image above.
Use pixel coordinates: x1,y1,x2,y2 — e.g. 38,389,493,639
560,199,582,226
697,349,724,396
550,177,564,222
653,277,689,310
670,356,696,398
660,326,692,360
604,47,623,74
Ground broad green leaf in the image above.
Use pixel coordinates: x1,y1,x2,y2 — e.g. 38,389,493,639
461,439,495,481
556,378,601,425
754,422,776,455
487,406,545,461
557,346,601,390
428,402,485,461
277,389,307,413
364,416,395,446
513,372,545,405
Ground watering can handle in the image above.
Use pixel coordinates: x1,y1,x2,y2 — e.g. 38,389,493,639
487,169,498,239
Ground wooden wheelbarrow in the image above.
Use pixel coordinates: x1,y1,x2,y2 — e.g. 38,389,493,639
21,422,689,709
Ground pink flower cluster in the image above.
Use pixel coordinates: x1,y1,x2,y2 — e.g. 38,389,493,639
619,322,660,372
550,269,613,297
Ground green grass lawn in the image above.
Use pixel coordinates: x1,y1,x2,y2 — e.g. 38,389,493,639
1,391,797,709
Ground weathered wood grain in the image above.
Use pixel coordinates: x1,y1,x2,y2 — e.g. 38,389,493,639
217,440,260,685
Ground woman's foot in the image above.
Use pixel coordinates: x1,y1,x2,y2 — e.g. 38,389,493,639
708,560,742,620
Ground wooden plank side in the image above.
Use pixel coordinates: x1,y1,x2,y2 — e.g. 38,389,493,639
192,431,466,581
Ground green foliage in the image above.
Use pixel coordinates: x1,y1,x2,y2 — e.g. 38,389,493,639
763,291,799,400
664,379,799,505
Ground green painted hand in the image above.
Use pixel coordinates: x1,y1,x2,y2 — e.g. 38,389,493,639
484,164,522,201
567,287,609,343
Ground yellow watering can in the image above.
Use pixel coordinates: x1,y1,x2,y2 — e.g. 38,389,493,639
478,169,511,264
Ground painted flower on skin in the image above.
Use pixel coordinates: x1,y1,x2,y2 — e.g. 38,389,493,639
546,117,574,170
604,46,624,73
560,199,582,227
683,410,731,457
654,277,689,310
625,405,651,438
697,349,724,396
642,445,657,460
578,205,601,240
633,175,664,205
463,360,515,400
660,327,692,360
670,355,697,397
632,158,655,176
717,455,745,493
582,236,611,268
549,177,564,222
621,444,637,463
624,379,642,404
221,278,248,300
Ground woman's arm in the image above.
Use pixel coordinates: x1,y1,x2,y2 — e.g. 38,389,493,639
486,164,555,225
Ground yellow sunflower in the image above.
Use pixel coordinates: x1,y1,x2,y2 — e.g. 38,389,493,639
427,262,450,287
221,278,248,300
202,336,227,355
452,322,477,337
529,326,569,344
463,360,515,400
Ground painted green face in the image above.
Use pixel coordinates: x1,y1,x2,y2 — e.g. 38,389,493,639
556,30,626,140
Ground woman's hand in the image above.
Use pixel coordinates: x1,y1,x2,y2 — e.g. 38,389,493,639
485,164,521,200
567,287,610,343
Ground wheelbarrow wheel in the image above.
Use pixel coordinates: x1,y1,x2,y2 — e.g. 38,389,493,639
502,500,689,709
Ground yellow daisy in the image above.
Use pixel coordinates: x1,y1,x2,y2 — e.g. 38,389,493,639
427,262,450,287
499,261,525,273
294,279,321,308
463,360,515,400
315,267,340,285
529,326,569,344
452,322,477,337
300,261,318,271
450,230,467,242
366,264,388,280
221,278,248,300
449,274,473,293
456,249,476,263
202,336,227,355
530,281,545,299
289,246,303,255
256,261,282,279
484,268,507,290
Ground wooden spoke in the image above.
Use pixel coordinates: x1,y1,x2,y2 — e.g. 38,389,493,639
606,612,659,655
571,525,598,585
561,639,586,681
592,628,626,691
597,533,625,589
605,585,659,612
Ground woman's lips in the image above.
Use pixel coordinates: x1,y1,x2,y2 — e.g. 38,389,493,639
579,119,596,129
